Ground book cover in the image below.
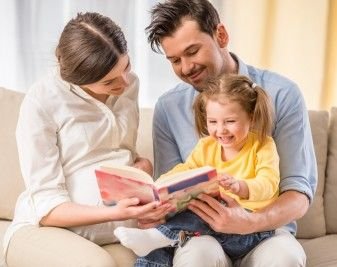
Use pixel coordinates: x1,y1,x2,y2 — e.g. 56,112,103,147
95,165,219,213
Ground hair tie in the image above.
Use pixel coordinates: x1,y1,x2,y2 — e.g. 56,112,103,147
251,83,257,89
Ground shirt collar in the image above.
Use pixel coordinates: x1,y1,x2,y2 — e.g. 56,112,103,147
230,52,249,76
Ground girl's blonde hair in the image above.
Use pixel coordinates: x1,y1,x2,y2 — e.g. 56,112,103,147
193,74,274,144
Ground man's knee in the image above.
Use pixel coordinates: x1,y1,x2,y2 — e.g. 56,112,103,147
237,229,306,267
173,235,232,267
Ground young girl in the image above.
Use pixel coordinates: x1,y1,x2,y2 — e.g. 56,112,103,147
3,12,170,266
114,74,280,266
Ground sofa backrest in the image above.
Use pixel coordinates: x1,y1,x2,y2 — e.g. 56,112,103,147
325,107,337,234
295,110,329,238
137,108,154,164
0,87,25,220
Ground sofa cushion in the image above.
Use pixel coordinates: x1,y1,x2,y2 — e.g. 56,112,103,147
137,108,154,164
296,110,328,238
0,220,11,266
299,235,337,267
325,107,337,234
0,88,25,220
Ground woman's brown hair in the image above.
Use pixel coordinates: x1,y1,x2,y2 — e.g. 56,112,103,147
193,74,274,144
56,12,127,85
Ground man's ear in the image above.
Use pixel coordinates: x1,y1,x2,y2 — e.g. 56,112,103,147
215,23,229,48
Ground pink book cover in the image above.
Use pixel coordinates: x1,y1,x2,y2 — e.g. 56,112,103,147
95,166,219,213
95,170,157,205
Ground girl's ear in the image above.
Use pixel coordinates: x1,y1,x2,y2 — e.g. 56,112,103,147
215,23,229,48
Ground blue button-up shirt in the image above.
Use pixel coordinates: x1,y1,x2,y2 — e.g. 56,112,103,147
152,54,317,234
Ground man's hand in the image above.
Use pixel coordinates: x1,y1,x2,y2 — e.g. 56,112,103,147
188,193,256,234
188,191,310,235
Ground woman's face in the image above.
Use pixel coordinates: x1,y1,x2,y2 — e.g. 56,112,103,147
81,54,131,98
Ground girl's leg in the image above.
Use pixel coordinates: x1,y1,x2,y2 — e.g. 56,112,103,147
134,247,175,267
114,210,212,256
214,230,274,260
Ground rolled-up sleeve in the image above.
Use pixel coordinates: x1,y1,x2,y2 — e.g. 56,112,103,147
273,85,317,203
16,94,70,222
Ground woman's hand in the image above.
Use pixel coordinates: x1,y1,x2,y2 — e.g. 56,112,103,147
113,198,172,223
133,157,153,176
137,202,173,229
188,193,256,234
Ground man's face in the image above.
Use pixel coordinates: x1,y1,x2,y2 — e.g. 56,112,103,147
161,20,227,91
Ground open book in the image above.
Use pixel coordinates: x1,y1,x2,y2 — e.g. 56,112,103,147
95,165,219,214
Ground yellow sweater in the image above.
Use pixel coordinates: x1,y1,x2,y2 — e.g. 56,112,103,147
162,132,279,211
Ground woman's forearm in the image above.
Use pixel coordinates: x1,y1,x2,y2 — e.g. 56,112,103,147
39,202,114,227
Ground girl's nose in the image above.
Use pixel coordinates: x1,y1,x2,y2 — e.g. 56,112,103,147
217,124,227,133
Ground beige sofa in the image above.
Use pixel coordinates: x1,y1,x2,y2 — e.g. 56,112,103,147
0,86,337,267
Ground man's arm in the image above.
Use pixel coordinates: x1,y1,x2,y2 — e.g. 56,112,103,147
152,100,183,179
255,191,309,230
272,83,317,203
188,191,309,234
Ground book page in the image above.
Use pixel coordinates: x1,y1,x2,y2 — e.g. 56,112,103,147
155,166,215,187
99,164,154,184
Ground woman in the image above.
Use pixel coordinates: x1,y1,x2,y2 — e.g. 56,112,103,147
3,12,170,266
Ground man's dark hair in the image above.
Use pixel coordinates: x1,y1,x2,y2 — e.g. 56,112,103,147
146,0,220,53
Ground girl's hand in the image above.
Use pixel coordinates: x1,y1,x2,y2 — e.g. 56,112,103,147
218,173,240,194
218,173,248,199
133,157,153,176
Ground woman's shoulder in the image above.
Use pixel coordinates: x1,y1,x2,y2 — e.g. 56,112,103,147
22,69,70,112
26,69,67,97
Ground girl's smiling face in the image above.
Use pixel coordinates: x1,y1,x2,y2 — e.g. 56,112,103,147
206,99,252,153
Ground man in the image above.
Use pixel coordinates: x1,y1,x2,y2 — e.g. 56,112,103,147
143,0,317,266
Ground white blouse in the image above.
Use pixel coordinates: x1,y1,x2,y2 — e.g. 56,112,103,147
4,69,140,250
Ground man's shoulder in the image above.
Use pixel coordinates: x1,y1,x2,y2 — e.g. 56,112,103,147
154,83,197,124
246,64,303,112
247,65,301,99
247,65,298,91
157,82,196,104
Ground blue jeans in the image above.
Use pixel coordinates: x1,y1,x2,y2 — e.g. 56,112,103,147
135,210,274,267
